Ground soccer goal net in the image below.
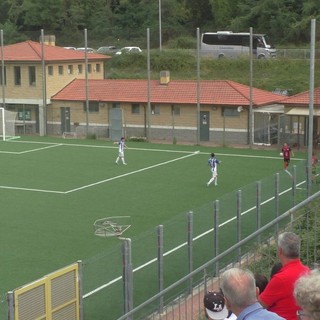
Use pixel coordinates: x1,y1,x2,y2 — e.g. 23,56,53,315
0,107,20,141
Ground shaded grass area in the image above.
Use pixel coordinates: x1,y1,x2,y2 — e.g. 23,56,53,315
0,136,308,319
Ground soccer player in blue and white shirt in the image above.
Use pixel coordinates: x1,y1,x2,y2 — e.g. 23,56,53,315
114,137,128,165
207,153,221,187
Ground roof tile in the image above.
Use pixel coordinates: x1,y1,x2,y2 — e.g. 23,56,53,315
52,79,283,106
1,40,110,62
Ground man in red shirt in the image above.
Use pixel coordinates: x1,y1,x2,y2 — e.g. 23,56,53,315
258,232,309,320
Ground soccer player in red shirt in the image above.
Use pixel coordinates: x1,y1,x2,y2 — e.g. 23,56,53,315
281,143,294,170
258,232,310,320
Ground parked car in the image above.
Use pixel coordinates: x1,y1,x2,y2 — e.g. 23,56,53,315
97,46,117,54
115,46,142,55
64,46,76,50
76,47,96,53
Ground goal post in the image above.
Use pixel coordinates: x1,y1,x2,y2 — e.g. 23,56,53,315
0,107,20,141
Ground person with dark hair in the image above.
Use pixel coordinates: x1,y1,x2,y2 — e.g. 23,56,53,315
259,232,310,320
114,137,128,165
207,153,221,187
254,273,268,294
220,268,284,320
281,143,294,171
270,262,282,278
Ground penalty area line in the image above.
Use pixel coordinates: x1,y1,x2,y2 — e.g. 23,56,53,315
65,151,200,194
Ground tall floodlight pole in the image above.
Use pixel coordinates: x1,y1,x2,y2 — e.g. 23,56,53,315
196,28,200,145
147,28,151,141
84,29,89,136
1,30,5,110
307,19,316,196
249,27,253,147
159,0,162,51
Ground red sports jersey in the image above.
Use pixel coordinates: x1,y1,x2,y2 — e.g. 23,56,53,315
282,146,291,159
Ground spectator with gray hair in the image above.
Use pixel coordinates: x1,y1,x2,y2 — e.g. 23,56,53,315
220,267,284,320
259,232,310,320
294,268,320,320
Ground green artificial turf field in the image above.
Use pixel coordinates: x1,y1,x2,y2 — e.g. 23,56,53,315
0,136,308,319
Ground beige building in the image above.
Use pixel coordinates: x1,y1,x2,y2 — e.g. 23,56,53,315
0,40,110,135
50,77,284,144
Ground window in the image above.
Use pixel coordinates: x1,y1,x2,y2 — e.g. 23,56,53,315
222,107,240,117
112,103,120,108
88,64,92,73
18,109,31,120
151,105,160,115
48,66,53,75
172,105,180,116
78,64,83,74
58,65,63,75
29,66,36,86
0,66,6,85
131,104,140,114
83,101,99,113
96,64,101,72
68,65,73,75
14,66,21,85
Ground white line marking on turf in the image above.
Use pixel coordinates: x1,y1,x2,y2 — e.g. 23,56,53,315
8,139,305,160
0,143,62,154
65,151,200,194
0,185,65,194
18,143,63,154
0,151,200,193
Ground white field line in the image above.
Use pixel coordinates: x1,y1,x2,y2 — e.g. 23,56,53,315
0,143,62,154
65,151,200,194
83,178,306,299
0,185,65,193
6,138,306,160
0,151,200,193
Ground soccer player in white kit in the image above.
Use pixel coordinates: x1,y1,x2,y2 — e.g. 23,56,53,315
207,153,221,186
114,137,127,165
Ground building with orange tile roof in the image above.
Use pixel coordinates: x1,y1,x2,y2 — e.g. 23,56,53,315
0,40,110,135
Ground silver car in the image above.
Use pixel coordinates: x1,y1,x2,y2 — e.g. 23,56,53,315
115,46,142,55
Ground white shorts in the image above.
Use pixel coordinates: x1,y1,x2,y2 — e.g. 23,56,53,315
211,169,217,178
118,151,124,157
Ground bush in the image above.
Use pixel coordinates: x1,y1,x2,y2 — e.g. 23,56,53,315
166,36,197,49
129,136,147,142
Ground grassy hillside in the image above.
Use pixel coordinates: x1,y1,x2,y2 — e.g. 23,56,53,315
106,50,320,95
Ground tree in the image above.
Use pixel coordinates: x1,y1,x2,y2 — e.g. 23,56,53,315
22,0,64,31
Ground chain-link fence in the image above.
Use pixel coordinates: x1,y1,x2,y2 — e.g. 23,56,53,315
77,160,319,320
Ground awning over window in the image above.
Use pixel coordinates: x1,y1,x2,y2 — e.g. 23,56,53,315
286,107,320,116
254,104,284,113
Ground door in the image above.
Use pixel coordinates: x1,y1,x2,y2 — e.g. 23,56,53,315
200,111,210,141
60,107,71,134
109,108,123,141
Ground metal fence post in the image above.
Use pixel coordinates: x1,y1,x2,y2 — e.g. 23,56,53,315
292,165,297,207
256,181,261,244
275,173,280,234
214,200,219,276
121,238,133,320
157,225,164,314
77,260,84,320
187,211,193,295
237,190,242,262
7,291,14,320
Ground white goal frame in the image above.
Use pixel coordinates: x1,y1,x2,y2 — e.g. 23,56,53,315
0,107,20,141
